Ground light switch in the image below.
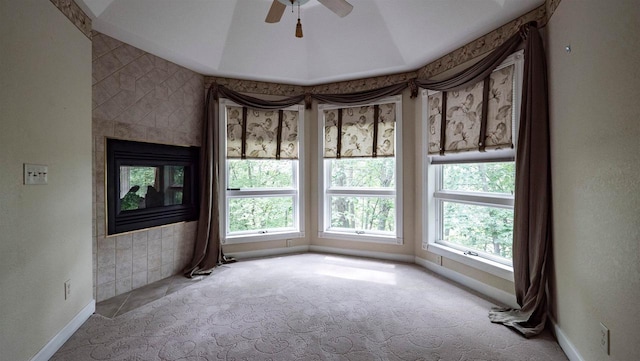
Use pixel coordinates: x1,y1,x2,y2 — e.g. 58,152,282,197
24,163,48,185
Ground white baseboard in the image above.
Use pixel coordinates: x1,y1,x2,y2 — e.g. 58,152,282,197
31,300,95,361
549,315,584,361
415,256,519,308
309,245,415,263
225,245,310,260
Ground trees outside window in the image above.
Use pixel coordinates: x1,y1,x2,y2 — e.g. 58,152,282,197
436,162,515,264
220,100,304,243
318,96,403,244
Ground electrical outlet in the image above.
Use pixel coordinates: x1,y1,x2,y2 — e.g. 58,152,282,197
599,322,609,355
435,255,442,266
64,280,71,300
286,239,292,247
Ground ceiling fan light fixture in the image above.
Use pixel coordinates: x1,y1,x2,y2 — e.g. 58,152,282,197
295,18,303,38
295,1,303,38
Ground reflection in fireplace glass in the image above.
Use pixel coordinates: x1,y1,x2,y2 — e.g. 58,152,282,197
119,165,187,211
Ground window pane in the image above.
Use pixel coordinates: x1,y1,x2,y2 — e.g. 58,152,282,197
228,159,293,189
228,197,294,232
442,162,514,194
330,196,395,232
120,165,187,212
442,202,513,260
329,158,395,188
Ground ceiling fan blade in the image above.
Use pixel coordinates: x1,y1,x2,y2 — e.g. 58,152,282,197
317,0,353,17
265,0,286,23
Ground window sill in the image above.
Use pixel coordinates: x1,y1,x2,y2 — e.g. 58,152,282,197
223,231,304,244
425,243,514,281
318,231,402,245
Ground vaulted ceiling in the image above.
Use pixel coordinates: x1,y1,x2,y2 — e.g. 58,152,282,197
77,0,543,86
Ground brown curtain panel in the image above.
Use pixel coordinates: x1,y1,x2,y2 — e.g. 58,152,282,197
185,85,306,276
488,24,552,338
417,21,552,337
184,86,221,276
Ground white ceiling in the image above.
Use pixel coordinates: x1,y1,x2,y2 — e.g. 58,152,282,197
77,0,543,86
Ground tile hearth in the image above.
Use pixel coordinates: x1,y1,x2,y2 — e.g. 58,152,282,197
95,273,205,318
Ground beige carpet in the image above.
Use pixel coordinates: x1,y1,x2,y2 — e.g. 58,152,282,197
52,253,567,360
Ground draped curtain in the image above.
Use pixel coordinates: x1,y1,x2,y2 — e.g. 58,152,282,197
186,21,551,338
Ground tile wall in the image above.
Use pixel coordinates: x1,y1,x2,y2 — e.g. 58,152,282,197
92,31,204,302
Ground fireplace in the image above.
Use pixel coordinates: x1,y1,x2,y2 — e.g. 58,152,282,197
106,139,200,235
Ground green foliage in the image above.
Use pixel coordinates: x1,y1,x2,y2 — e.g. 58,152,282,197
227,160,295,232
330,158,394,188
229,197,293,232
443,202,513,259
440,162,515,261
443,162,514,194
329,158,396,232
127,166,157,196
228,160,293,189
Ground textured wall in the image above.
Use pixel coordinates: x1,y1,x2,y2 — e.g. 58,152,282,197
0,1,93,360
547,1,640,360
92,31,204,302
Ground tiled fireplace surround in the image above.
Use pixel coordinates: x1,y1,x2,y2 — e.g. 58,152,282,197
92,31,203,302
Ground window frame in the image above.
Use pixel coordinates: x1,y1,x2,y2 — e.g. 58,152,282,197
317,95,403,245
422,51,524,280
219,98,305,244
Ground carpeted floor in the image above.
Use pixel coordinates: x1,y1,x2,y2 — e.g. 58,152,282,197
52,253,568,360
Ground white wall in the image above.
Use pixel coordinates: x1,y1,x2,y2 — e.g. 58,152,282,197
546,1,640,360
0,1,93,360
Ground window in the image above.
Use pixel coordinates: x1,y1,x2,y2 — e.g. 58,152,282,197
318,95,403,244
435,162,515,266
423,51,523,277
219,99,304,243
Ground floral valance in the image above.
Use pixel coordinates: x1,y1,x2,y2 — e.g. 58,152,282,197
226,106,299,159
323,102,395,158
427,63,515,157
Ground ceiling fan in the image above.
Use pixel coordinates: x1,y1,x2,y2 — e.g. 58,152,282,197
265,0,353,38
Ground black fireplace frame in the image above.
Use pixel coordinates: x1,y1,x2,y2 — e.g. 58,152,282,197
106,138,200,235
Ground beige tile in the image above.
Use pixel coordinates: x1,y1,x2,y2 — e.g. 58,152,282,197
148,238,162,255
116,234,133,250
95,292,128,318
92,118,115,137
97,236,115,251
162,225,174,238
148,227,162,240
148,252,161,270
161,236,174,252
119,72,136,92
92,34,111,59
148,268,162,283
101,33,123,52
115,122,147,141
112,43,138,66
116,250,133,278
97,265,115,285
161,249,174,265
115,277,132,296
96,281,115,302
93,52,124,82
132,256,147,274
161,263,174,278
132,270,148,289
97,248,115,267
